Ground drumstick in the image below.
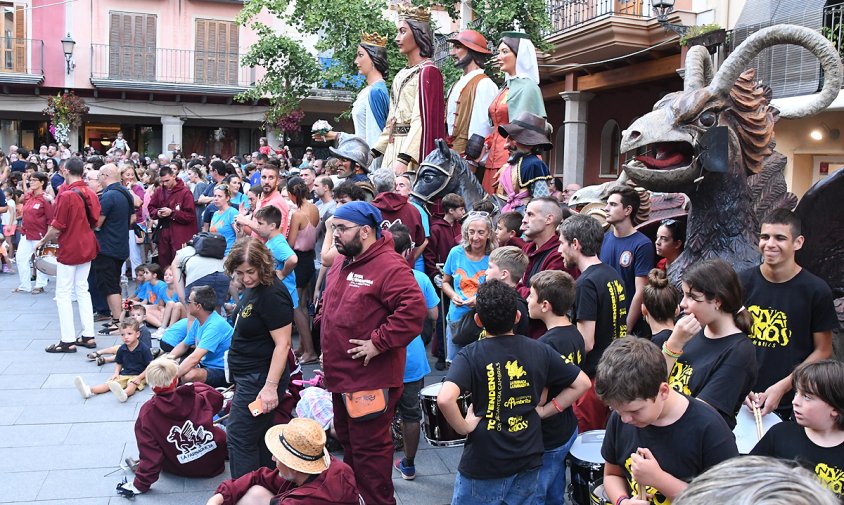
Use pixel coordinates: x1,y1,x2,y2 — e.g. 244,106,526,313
213,413,230,425
636,449,648,501
752,402,764,440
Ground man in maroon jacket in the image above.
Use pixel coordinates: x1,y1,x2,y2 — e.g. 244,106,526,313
149,164,197,268
320,201,425,505
118,357,227,496
371,169,427,267
209,418,361,505
516,197,579,338
40,157,101,353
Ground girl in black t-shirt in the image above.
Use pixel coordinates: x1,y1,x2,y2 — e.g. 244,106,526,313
751,360,844,501
642,268,679,344
654,259,757,428
222,237,294,479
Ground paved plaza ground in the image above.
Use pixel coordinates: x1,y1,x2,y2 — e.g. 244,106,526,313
0,270,460,504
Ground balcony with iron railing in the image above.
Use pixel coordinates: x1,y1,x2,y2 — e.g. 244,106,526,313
823,2,844,64
90,44,256,95
546,0,653,37
0,38,44,85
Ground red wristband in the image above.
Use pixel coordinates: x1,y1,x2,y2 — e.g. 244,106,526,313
551,398,563,413
616,496,630,505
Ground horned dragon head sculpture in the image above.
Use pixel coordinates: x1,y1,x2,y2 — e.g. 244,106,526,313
621,25,842,193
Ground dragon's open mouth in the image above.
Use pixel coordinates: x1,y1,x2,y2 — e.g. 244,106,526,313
629,142,695,171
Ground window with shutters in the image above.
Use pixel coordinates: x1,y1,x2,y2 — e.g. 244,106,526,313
195,19,239,86
108,11,156,81
0,3,26,73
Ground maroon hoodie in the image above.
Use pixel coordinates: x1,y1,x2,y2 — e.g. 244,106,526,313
148,178,197,251
423,216,462,279
215,456,361,505
372,192,426,262
320,233,425,392
516,237,580,338
133,383,227,492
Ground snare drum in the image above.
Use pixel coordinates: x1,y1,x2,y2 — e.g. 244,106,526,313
34,243,59,277
590,478,610,505
567,430,606,505
733,407,781,453
419,382,471,447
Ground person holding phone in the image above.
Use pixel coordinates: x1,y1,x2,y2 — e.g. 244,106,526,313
223,237,294,479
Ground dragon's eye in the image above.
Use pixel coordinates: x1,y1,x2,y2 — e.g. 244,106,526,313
698,110,717,128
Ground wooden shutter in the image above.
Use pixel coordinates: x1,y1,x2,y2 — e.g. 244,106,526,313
109,12,156,80
195,19,238,85
14,5,25,72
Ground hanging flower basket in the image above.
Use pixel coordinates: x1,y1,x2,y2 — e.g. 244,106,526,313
273,109,305,135
42,91,89,144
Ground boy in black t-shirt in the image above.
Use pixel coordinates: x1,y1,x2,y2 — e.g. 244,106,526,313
437,280,590,505
527,270,586,505
558,213,627,431
739,209,837,419
751,360,844,501
596,338,738,505
75,320,153,403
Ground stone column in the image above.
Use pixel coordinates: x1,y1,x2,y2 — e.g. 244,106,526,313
266,127,282,150
560,91,594,185
161,116,184,157
68,125,79,152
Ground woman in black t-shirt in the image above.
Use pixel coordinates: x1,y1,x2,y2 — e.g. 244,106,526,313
654,259,757,428
643,268,679,343
223,237,294,479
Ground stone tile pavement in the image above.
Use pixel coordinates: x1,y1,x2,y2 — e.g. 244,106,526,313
0,270,460,504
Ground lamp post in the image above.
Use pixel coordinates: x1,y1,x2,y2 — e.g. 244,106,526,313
651,0,689,36
61,33,75,74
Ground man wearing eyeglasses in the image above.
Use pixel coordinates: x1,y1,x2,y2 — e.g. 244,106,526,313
319,201,426,505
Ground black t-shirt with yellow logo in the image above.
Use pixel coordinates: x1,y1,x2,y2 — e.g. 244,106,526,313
739,267,838,411
751,421,844,500
652,330,756,429
538,325,585,450
602,396,739,505
228,277,294,376
574,263,628,377
446,334,582,479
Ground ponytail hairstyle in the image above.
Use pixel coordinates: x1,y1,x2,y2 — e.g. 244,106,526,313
642,268,680,323
682,259,753,334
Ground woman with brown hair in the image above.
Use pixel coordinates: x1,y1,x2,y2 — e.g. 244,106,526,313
285,177,320,365
223,237,294,478
654,258,758,428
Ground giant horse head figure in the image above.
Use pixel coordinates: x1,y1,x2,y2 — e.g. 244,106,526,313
411,138,495,213
620,25,842,283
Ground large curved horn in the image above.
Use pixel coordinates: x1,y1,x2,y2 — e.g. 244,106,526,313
684,45,714,91
709,25,842,118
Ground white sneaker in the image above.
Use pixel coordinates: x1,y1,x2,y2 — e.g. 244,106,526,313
108,381,128,402
74,376,92,399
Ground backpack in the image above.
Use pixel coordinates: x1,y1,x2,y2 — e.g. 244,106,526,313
187,232,226,259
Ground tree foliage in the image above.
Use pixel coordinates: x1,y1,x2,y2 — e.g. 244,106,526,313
236,0,552,126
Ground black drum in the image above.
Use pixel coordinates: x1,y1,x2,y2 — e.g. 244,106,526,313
567,430,606,505
590,478,610,504
419,382,471,447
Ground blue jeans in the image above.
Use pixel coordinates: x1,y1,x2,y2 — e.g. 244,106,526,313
451,467,540,505
446,320,464,362
536,428,578,505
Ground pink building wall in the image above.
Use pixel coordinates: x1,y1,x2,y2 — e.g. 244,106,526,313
32,0,67,88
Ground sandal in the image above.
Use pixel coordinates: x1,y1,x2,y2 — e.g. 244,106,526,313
98,325,118,336
96,356,107,366
45,341,77,353
11,287,30,294
75,336,98,349
31,287,44,295
86,351,101,361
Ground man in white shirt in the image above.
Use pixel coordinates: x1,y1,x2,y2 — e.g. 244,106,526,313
445,30,498,164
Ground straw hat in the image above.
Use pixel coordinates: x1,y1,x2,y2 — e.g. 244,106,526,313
264,418,331,475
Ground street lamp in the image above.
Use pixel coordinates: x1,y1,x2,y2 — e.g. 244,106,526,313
650,0,689,36
61,33,75,74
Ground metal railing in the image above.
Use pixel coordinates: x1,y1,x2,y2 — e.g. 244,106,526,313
546,0,653,36
823,2,844,61
0,37,43,75
90,44,255,87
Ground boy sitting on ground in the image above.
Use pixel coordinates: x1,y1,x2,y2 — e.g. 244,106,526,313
75,319,153,402
117,357,228,496
596,338,739,505
87,304,152,366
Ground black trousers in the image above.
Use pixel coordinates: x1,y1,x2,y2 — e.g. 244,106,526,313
227,369,290,479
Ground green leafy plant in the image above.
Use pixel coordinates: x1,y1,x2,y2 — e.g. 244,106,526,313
821,25,844,59
679,24,723,47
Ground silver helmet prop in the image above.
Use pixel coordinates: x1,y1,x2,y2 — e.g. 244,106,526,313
329,136,373,172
